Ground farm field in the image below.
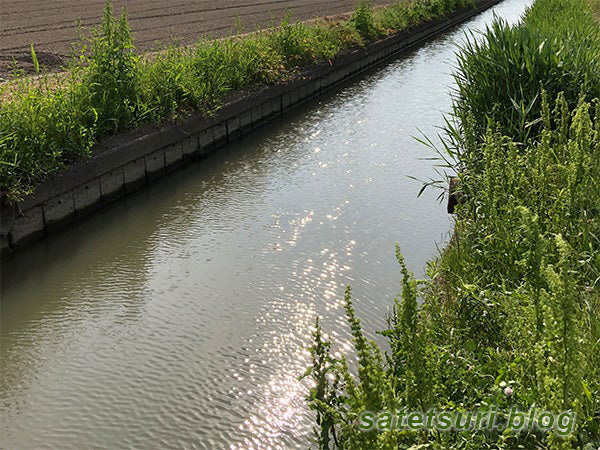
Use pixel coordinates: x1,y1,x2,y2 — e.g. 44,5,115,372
0,0,392,78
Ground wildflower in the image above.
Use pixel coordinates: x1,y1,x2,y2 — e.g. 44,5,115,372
504,387,513,397
499,381,507,388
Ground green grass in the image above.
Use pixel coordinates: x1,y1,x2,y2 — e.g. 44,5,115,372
0,0,474,201
453,0,600,143
304,0,600,448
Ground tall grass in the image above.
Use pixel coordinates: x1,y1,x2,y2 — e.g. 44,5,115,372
0,0,473,201
304,0,600,448
453,0,600,143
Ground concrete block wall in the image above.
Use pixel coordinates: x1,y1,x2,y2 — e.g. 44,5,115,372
0,0,500,256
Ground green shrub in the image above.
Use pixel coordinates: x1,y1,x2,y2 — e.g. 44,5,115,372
351,1,380,41
83,1,140,134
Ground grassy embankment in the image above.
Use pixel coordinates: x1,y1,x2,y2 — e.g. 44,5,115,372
0,0,475,202
304,0,600,448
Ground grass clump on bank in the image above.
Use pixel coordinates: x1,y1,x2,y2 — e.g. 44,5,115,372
454,0,600,142
304,0,600,448
0,0,474,201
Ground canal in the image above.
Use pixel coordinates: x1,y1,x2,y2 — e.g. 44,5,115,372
1,1,530,447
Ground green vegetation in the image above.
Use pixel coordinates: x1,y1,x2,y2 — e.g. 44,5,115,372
590,0,600,20
304,0,600,448
454,0,600,142
0,0,474,201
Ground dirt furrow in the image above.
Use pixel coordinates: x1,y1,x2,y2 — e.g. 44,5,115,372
1,0,391,78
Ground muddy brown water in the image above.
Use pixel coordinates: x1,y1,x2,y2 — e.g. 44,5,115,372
1,1,531,448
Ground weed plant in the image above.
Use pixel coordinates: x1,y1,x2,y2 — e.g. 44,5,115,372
304,0,600,448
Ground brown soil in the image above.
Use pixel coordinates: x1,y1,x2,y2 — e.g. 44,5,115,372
0,0,392,80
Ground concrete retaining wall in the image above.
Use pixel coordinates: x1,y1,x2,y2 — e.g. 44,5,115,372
0,0,500,256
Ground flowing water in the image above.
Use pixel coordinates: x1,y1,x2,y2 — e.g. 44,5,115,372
1,1,531,448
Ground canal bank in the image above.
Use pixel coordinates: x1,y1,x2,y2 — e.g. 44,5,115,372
0,0,501,256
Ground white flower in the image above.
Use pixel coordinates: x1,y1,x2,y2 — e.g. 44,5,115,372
499,381,507,388
504,387,513,397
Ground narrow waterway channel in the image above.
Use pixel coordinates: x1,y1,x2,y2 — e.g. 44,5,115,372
1,1,530,448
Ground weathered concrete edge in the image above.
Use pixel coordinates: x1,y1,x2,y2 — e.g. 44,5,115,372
0,0,500,256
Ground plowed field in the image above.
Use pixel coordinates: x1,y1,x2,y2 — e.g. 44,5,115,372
1,0,391,79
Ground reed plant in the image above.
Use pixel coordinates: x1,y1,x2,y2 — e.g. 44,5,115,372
453,0,600,143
